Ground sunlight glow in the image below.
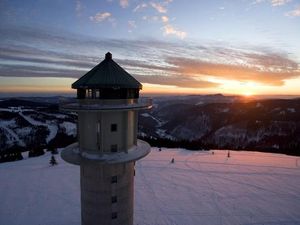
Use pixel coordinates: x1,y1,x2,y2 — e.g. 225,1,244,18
242,91,253,97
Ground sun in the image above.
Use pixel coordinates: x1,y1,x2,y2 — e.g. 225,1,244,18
242,91,253,97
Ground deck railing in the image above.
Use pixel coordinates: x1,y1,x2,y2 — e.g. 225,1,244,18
59,97,152,111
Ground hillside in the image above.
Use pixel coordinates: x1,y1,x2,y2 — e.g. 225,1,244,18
1,95,300,157
0,148,300,225
0,99,77,158
139,97,300,154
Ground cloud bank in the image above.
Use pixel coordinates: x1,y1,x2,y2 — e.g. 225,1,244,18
0,26,299,89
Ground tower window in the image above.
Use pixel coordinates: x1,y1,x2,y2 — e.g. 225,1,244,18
111,176,117,183
111,196,117,203
111,144,118,152
111,124,117,132
96,90,100,98
111,212,118,219
87,89,92,98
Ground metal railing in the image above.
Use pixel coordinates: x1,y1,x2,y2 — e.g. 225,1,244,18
59,97,152,111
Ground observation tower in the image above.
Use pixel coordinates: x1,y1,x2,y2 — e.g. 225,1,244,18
61,52,152,225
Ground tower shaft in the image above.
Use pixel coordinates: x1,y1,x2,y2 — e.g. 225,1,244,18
81,163,134,225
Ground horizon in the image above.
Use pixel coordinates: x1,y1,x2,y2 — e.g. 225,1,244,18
0,92,300,100
0,0,300,96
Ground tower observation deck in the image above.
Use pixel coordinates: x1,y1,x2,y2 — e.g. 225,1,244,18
60,52,152,225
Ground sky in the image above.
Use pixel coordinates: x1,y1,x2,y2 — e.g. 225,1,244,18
0,0,300,97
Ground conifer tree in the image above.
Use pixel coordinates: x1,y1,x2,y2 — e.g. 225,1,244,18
50,155,58,166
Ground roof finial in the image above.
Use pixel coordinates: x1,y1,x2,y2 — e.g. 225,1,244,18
105,52,112,60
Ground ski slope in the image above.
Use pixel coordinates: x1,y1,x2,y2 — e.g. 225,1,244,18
19,112,58,143
1,149,300,225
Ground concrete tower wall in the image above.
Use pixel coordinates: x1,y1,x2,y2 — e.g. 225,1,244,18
78,112,98,151
61,53,151,225
81,162,134,225
126,111,138,147
78,110,137,153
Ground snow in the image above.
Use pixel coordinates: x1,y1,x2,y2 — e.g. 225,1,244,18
256,102,262,108
220,108,229,113
0,124,26,146
142,113,165,127
60,122,76,137
195,101,204,105
1,149,300,225
141,112,174,139
141,113,151,117
0,108,33,112
19,112,45,126
279,110,286,115
41,112,68,119
0,108,13,112
0,119,16,126
19,112,58,143
156,128,175,140
287,108,296,113
46,123,58,143
0,119,25,146
15,127,32,139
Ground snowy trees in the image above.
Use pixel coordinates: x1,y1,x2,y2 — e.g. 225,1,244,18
28,147,44,158
0,146,23,163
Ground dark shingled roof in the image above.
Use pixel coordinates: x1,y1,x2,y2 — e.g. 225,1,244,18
72,52,142,89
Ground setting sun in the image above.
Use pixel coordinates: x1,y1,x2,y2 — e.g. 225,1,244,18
242,91,253,97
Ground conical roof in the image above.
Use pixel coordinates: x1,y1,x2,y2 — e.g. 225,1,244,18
72,52,142,89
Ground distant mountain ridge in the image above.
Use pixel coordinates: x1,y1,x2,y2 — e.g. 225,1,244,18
139,96,300,155
0,95,300,159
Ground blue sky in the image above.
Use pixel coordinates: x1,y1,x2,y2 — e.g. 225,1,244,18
0,0,300,96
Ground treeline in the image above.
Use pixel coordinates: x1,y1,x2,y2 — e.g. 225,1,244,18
139,136,300,156
139,136,209,151
0,145,46,163
0,132,76,163
0,146,24,163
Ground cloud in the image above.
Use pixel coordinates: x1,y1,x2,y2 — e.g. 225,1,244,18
128,20,137,32
150,2,167,13
161,15,169,22
162,24,187,39
166,53,300,86
285,5,300,17
89,12,112,22
142,15,160,22
253,0,291,6
270,0,291,6
133,3,148,12
1,26,299,89
120,0,129,8
75,0,83,16
135,74,217,88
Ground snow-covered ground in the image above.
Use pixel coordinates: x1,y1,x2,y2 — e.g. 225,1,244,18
59,121,76,137
1,149,300,225
0,119,25,147
19,112,58,143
